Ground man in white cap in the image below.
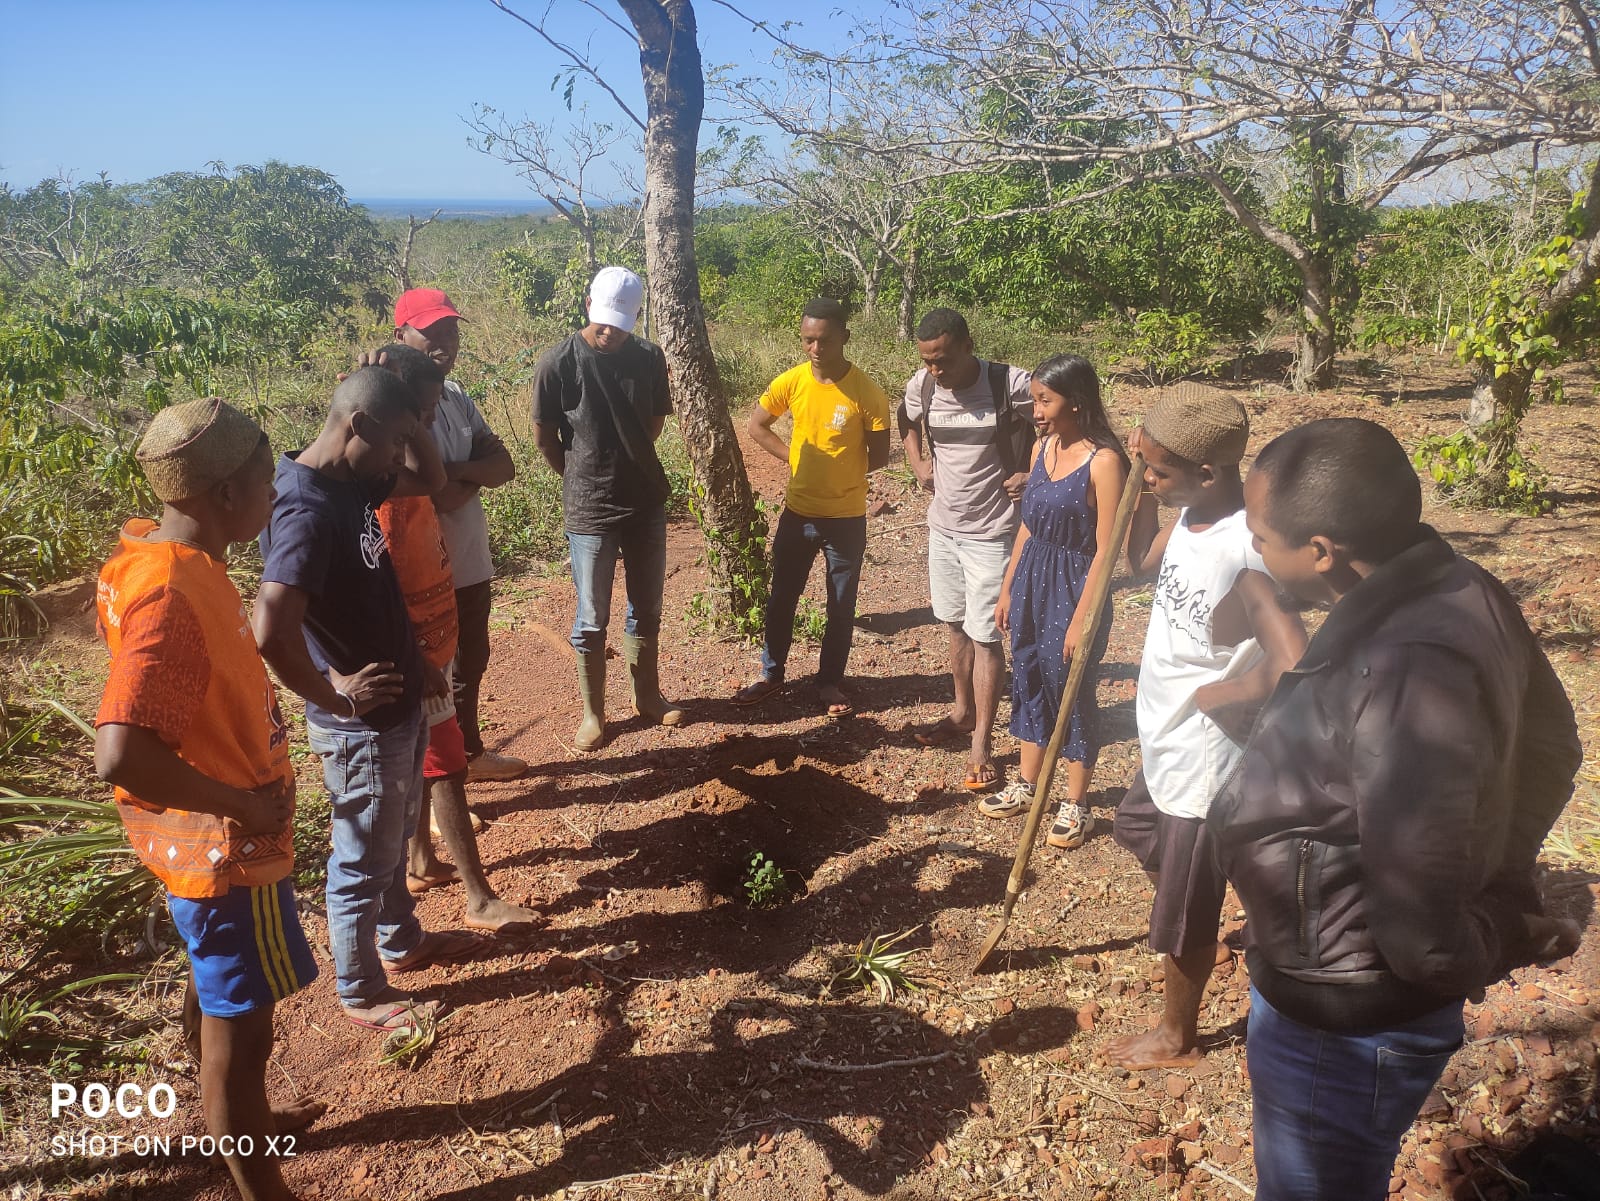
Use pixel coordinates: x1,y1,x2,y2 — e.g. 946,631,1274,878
531,266,682,751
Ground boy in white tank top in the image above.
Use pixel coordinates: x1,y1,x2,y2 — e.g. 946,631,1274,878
1104,390,1307,1070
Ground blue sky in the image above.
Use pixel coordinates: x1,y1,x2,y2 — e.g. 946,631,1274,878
0,0,826,199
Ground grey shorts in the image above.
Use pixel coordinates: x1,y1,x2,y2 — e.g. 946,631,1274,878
928,527,1010,644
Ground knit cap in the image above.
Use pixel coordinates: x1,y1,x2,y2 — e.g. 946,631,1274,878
1140,387,1250,466
135,398,265,503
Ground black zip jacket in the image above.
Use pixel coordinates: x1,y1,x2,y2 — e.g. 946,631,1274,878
1208,528,1581,1033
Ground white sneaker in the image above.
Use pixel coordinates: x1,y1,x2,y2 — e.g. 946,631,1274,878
977,776,1033,819
1046,802,1093,849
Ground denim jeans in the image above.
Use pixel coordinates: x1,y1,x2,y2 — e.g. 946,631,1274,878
1247,984,1464,1201
761,509,867,686
566,509,667,654
307,709,428,1003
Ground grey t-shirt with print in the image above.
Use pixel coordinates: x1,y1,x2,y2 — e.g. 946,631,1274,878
429,380,495,589
902,360,1033,541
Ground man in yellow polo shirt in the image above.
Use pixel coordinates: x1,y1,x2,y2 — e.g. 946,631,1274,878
734,298,891,716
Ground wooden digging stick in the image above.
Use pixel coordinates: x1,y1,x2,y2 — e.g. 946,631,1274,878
974,453,1146,973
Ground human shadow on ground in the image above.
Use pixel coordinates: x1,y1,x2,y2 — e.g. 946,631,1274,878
468,832,1012,997
856,606,938,637
274,1000,1085,1200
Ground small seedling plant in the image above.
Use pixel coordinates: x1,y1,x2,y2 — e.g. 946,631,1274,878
742,852,787,907
378,1005,439,1070
829,926,925,1002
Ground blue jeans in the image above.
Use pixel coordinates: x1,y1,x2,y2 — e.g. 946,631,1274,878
1247,984,1464,1201
761,509,867,686
566,509,667,654
307,710,428,1004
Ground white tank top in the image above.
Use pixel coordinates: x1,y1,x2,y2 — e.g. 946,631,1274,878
1135,507,1267,819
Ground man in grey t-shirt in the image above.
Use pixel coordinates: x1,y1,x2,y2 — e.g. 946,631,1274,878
394,288,526,782
899,308,1033,790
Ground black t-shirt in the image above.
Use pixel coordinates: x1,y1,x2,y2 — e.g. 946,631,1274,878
531,332,674,533
259,453,422,732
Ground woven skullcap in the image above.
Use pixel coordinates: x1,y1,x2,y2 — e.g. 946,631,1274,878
136,398,265,503
1141,387,1250,467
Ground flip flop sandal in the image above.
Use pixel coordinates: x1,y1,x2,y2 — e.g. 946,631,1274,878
382,930,482,973
342,998,437,1032
962,763,1000,792
824,699,855,718
913,718,970,746
732,677,784,706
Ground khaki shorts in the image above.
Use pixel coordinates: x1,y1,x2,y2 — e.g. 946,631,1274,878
928,527,1011,644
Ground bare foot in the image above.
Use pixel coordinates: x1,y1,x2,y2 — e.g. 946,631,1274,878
464,898,548,933
1102,1028,1204,1070
408,847,452,881
271,1096,327,1134
407,867,459,895
818,684,854,717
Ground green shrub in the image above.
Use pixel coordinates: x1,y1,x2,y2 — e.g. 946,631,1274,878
1352,312,1436,351
1412,431,1552,515
1104,310,1215,384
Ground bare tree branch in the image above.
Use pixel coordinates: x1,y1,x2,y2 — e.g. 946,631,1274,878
487,0,647,131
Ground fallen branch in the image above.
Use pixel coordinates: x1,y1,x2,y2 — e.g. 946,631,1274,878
870,520,927,539
724,1110,838,1136
795,1050,955,1073
567,1170,679,1194
1194,1157,1256,1198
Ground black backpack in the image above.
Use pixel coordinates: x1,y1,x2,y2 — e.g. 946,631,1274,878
896,360,1035,477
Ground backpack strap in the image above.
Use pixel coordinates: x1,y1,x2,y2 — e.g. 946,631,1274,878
988,361,1035,477
896,371,937,458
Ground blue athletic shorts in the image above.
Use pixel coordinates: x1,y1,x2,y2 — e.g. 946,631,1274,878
166,878,318,1018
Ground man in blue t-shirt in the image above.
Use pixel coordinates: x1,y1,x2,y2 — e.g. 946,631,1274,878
255,367,478,1032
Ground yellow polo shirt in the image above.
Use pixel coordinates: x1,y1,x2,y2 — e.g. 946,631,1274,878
759,362,890,519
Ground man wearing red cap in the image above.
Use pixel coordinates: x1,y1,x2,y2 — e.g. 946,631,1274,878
394,288,526,781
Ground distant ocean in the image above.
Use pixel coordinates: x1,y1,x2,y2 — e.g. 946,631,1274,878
352,197,553,220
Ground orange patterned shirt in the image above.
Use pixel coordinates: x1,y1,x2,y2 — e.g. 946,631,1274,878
377,495,459,669
95,519,295,898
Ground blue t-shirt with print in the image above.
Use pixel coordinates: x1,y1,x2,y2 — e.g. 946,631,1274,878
259,453,422,732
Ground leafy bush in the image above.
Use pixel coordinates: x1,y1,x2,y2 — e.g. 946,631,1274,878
1105,310,1215,384
1352,312,1436,351
0,701,161,969
1412,431,1552,515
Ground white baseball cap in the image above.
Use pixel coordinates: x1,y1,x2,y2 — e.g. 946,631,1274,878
587,266,644,333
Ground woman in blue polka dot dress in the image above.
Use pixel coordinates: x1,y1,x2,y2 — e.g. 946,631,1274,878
981,355,1130,849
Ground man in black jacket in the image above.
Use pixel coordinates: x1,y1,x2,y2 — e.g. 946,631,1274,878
1212,418,1582,1201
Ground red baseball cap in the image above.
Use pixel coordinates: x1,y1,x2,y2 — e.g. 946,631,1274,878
394,287,466,331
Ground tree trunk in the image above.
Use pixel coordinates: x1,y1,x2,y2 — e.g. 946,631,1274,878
1293,260,1338,392
861,260,882,321
1465,156,1600,439
1471,363,1533,467
617,0,767,629
896,244,917,340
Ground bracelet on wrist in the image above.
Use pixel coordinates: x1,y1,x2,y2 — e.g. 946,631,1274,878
335,690,358,718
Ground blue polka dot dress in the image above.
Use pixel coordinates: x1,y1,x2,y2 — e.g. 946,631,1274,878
1008,440,1107,762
